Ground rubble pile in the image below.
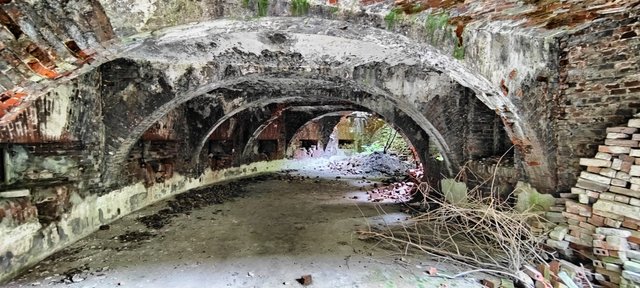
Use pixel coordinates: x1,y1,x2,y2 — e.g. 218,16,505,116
548,117,640,287
365,165,424,203
367,181,416,202
328,152,413,177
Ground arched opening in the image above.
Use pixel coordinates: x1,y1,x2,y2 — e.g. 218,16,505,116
0,15,559,286
286,112,423,171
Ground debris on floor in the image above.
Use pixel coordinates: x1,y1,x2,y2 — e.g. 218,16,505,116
327,152,413,177
5,171,488,288
365,165,423,203
137,181,248,229
296,274,313,286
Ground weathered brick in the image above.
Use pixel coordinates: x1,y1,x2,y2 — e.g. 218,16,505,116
587,190,601,199
605,139,639,147
607,133,630,139
610,185,640,198
605,217,623,228
576,177,610,192
628,119,640,128
600,145,631,154
614,194,631,203
589,214,606,226
571,187,586,194
630,165,640,176
566,200,592,217
580,158,612,167
611,178,628,187
607,127,638,134
581,171,612,184
608,127,638,134
613,158,624,170
601,192,616,201
616,171,631,181
596,152,614,160
600,168,618,178
594,199,640,221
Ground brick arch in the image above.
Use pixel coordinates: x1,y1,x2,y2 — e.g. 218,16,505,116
0,17,549,190
240,108,360,161
281,111,427,165
182,83,446,177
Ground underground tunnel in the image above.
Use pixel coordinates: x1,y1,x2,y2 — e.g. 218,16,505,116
0,0,639,287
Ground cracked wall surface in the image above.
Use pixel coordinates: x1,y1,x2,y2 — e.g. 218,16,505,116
0,0,638,283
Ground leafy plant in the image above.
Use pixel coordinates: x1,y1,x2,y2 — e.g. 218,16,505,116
242,0,250,8
424,12,449,39
291,0,310,16
257,0,269,17
384,8,401,29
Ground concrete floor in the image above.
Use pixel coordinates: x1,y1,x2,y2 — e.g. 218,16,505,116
3,168,486,288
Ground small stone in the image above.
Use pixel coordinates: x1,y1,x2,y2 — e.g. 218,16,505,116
549,225,569,241
296,275,312,286
71,275,84,283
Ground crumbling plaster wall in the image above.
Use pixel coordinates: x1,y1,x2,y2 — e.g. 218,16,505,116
0,0,638,284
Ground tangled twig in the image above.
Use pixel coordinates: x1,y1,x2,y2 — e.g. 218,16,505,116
358,183,549,285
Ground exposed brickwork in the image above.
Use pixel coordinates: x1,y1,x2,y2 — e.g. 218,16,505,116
0,197,37,225
554,115,640,286
556,9,640,191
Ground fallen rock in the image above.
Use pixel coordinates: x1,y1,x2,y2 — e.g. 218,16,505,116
296,275,312,286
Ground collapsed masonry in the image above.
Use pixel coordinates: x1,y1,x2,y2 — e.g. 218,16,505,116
547,116,640,287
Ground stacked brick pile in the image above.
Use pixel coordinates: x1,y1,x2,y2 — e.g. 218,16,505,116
556,117,640,287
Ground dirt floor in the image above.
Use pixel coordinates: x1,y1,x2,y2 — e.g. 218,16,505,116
3,166,487,288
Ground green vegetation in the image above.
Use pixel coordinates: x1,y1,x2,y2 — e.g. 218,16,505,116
329,6,339,14
291,0,310,16
419,11,465,60
243,0,269,17
257,0,269,17
348,116,410,155
424,12,449,39
384,8,402,29
453,43,464,60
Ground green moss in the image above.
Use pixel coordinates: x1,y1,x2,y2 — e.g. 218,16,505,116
424,12,449,39
329,6,339,14
384,8,402,29
453,43,464,60
291,0,310,16
257,0,269,17
242,0,250,8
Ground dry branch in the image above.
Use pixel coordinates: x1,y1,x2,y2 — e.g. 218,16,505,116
358,182,550,285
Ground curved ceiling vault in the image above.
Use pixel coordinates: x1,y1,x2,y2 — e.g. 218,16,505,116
0,16,551,190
